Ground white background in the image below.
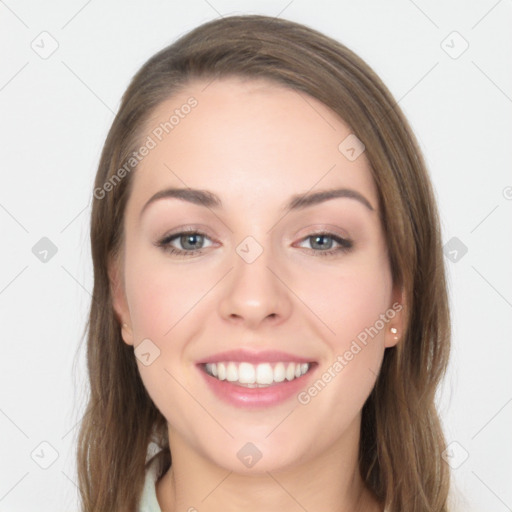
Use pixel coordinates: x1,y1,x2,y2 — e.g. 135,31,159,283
0,1,511,511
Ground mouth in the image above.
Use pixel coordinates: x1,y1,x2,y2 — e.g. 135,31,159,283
195,348,319,407
200,360,316,388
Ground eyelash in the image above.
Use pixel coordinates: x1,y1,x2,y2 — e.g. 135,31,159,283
155,229,353,258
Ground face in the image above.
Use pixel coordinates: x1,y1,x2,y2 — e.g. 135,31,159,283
110,76,404,474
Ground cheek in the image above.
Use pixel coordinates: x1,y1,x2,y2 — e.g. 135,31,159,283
293,252,392,407
123,245,204,340
297,255,393,345
295,265,392,434
124,254,197,423
122,248,209,412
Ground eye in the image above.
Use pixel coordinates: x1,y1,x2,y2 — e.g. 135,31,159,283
296,232,353,257
155,230,214,257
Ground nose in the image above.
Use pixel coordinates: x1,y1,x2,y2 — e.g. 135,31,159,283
218,241,293,330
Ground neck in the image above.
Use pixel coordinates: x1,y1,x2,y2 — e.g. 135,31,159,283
156,416,382,512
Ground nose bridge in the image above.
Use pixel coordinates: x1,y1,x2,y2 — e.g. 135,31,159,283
218,233,292,326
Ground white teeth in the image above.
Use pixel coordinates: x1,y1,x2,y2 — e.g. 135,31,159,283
274,362,286,382
203,361,311,386
285,362,295,381
217,362,226,380
256,363,274,385
238,362,256,384
226,362,238,382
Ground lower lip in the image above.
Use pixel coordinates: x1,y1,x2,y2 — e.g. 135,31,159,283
197,363,318,408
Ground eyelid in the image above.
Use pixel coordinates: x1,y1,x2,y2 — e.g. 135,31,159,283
291,223,351,241
158,224,217,240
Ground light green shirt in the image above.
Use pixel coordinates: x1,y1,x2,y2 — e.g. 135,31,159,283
138,457,162,512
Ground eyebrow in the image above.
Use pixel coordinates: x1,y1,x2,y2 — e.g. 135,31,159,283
139,186,375,218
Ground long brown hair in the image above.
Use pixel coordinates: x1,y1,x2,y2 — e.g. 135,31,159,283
77,14,451,511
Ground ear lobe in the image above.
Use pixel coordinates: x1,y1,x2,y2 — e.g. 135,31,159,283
384,282,406,348
108,254,134,346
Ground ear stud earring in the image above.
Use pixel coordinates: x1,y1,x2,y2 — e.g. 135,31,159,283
390,327,399,340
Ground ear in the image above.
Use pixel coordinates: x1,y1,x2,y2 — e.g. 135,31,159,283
108,253,134,346
384,281,406,348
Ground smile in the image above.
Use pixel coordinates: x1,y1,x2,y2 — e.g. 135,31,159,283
202,361,311,387
197,360,318,408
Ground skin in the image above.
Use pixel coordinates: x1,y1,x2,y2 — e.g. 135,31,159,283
109,76,404,512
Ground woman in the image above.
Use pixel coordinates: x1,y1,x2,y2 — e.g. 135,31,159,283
77,14,451,512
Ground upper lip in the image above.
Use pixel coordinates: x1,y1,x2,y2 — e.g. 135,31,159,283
196,349,315,365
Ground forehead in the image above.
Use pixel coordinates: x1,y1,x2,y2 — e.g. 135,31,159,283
126,77,378,218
